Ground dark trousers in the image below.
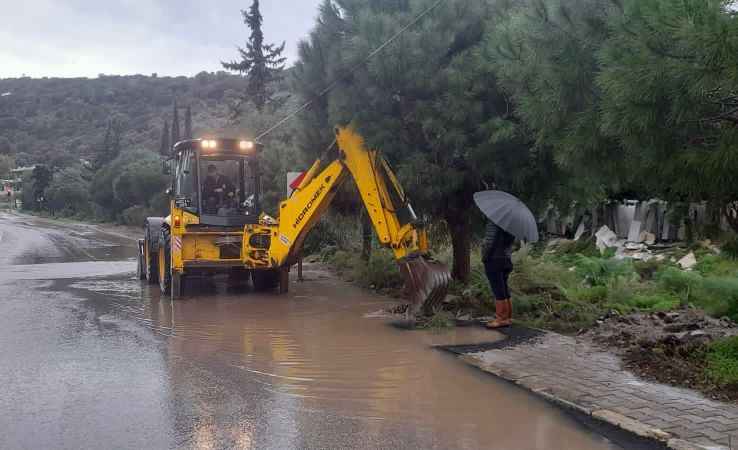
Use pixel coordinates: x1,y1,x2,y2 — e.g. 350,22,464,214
484,261,512,301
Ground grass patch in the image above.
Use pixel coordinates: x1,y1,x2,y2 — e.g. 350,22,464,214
706,336,738,386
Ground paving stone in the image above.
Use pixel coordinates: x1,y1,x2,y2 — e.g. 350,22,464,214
467,331,738,450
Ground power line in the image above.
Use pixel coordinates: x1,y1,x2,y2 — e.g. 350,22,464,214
256,0,447,141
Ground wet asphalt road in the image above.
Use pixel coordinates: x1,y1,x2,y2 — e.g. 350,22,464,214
0,212,634,450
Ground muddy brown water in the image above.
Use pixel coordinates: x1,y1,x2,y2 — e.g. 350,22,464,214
0,212,632,449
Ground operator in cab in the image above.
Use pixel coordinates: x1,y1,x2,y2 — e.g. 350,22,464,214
202,164,236,215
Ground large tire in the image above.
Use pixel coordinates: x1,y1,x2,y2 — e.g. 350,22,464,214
158,228,171,296
252,269,280,292
144,225,159,284
137,240,147,280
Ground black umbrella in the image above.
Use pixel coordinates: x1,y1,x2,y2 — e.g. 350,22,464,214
473,190,539,242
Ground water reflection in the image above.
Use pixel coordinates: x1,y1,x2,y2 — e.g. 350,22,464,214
92,266,620,450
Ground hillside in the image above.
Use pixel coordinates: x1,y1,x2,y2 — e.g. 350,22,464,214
0,72,255,166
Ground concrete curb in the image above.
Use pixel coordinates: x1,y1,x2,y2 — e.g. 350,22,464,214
459,355,729,450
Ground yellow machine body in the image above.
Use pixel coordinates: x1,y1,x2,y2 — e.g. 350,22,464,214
141,126,449,314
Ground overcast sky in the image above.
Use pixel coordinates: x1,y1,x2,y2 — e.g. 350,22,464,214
0,0,324,79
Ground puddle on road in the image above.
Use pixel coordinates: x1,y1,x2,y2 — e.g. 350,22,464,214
66,267,623,450
1,260,136,281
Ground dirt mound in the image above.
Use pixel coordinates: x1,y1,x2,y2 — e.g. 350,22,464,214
584,309,738,402
585,308,737,349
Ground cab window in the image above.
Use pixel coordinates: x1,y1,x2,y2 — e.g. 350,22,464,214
175,150,198,213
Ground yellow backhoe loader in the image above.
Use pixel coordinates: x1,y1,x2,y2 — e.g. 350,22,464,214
137,126,451,315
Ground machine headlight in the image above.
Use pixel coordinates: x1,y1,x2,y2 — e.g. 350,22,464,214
201,140,217,149
239,140,255,151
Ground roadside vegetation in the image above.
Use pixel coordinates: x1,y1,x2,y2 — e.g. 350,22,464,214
311,217,738,398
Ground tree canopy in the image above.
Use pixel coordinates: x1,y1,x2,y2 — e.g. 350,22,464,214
289,0,738,280
222,0,287,112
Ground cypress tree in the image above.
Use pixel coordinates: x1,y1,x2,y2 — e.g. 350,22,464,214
184,106,192,139
171,102,180,144
160,120,170,156
96,116,124,168
222,0,287,112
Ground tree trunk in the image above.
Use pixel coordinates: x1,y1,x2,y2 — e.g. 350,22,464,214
361,210,372,261
445,210,471,283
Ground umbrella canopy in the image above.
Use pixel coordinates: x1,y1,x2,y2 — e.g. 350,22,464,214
473,190,539,242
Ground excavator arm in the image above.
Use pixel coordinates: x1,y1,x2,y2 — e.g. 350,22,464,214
271,126,451,315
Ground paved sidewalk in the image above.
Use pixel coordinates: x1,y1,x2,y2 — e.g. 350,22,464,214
460,330,738,450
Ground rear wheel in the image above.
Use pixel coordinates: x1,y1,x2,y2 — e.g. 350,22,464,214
144,227,159,284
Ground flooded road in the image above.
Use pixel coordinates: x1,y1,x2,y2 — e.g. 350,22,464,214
0,212,635,449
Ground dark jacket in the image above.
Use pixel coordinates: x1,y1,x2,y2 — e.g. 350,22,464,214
203,174,234,199
481,221,515,270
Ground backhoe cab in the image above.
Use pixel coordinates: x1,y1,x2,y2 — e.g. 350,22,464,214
138,126,451,317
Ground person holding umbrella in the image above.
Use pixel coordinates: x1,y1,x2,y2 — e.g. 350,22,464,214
474,191,539,329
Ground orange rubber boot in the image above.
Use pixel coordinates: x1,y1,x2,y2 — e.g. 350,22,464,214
486,300,511,329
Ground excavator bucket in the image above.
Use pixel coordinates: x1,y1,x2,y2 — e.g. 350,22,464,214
399,255,453,316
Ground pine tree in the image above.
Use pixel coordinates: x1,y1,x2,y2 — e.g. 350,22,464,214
487,0,622,207
160,120,171,156
222,0,287,112
184,106,192,139
171,102,180,144
294,0,512,282
597,0,738,230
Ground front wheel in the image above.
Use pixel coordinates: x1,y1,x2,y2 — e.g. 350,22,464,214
158,228,171,296
252,269,280,292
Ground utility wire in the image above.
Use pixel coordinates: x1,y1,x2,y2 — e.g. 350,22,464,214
256,0,447,140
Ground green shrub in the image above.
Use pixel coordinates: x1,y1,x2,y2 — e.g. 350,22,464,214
706,336,738,386
353,250,405,291
553,238,600,260
120,206,148,226
656,267,702,294
462,265,492,300
694,251,738,277
722,236,738,260
656,267,738,319
575,256,636,286
633,259,663,280
324,248,405,292
603,279,642,313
